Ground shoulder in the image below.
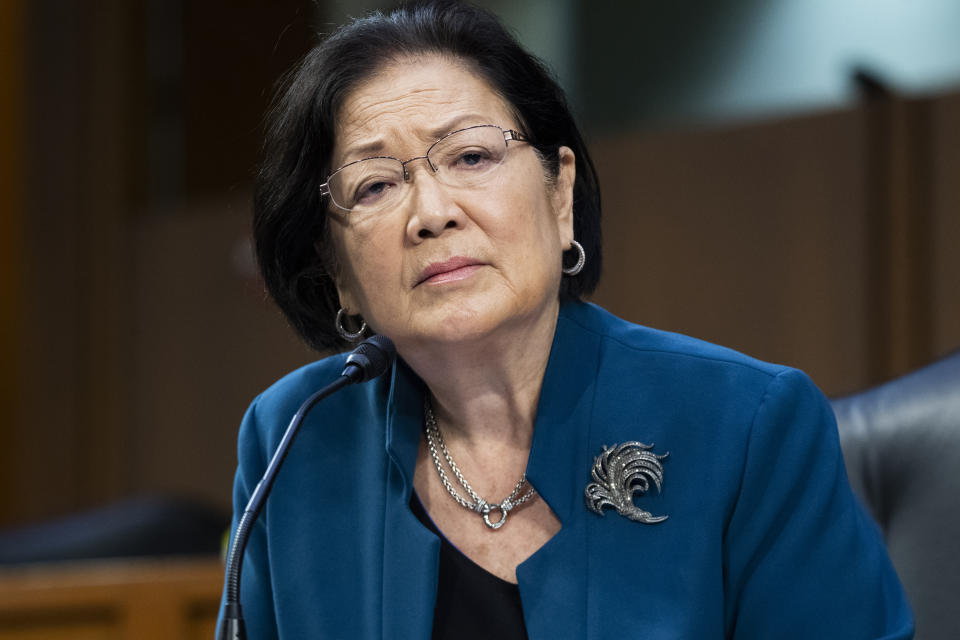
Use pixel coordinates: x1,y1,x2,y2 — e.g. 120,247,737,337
252,353,350,420
560,302,830,460
238,351,390,455
560,301,793,388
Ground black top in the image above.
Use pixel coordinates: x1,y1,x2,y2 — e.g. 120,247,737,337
410,494,529,640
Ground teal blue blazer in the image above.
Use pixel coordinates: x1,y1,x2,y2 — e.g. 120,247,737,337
222,302,913,638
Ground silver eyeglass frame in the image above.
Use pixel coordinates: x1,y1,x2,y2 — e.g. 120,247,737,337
318,124,528,212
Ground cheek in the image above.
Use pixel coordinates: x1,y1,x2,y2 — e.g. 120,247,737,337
488,208,563,294
326,226,367,308
335,226,404,305
509,189,565,259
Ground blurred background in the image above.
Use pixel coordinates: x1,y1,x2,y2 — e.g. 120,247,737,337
1,0,958,566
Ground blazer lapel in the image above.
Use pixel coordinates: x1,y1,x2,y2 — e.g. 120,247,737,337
518,305,601,638
381,360,440,640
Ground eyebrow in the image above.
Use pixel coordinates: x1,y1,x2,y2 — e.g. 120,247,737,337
337,113,499,162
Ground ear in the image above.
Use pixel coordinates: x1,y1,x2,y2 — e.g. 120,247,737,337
552,146,576,247
334,277,361,316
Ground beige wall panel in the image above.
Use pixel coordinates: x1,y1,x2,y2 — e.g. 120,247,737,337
133,197,315,507
591,111,869,395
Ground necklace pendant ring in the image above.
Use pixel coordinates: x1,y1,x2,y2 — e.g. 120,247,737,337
482,502,508,530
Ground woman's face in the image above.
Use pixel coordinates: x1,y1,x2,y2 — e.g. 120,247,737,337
327,55,575,353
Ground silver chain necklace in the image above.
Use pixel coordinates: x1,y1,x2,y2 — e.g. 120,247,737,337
423,398,537,530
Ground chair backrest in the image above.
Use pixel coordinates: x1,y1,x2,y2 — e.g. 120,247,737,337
0,495,229,565
831,352,960,640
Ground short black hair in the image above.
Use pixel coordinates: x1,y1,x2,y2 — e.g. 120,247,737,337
254,0,602,351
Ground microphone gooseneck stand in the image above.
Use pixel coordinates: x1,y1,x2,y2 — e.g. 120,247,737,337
218,335,396,640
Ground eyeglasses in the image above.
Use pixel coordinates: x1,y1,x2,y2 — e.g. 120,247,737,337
319,124,527,213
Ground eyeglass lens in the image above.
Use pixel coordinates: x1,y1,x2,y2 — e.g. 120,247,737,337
327,125,512,212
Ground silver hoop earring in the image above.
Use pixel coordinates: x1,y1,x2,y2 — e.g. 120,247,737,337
562,240,586,276
335,308,367,342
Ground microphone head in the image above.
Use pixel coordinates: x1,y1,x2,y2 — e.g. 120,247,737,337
343,335,397,382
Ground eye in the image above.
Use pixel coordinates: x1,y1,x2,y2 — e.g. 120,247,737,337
354,179,397,206
449,147,497,171
335,158,403,209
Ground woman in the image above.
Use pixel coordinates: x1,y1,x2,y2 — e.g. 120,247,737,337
223,2,913,638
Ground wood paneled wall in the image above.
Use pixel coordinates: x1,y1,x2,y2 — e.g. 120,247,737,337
2,0,957,526
592,109,871,394
3,0,313,528
130,199,313,507
0,0,25,529
931,93,960,360
12,0,144,528
592,91,960,396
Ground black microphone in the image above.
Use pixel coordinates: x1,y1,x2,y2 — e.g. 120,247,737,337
218,335,396,640
342,334,396,382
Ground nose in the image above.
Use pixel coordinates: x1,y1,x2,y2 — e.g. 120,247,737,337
403,161,466,242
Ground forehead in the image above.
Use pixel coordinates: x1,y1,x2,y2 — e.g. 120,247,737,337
331,55,517,165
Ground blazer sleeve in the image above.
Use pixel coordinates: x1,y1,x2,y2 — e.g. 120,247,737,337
722,369,914,639
217,395,280,640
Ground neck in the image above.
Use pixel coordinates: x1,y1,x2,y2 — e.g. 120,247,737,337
400,302,560,449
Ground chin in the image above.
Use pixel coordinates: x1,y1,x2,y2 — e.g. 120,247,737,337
416,298,554,350
430,308,505,343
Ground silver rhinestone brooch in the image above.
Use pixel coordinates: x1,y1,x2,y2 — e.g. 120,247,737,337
584,441,668,524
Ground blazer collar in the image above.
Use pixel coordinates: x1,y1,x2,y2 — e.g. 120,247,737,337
526,302,602,522
382,359,438,640
385,356,425,497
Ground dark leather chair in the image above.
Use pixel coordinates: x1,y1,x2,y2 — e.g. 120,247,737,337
831,352,960,640
0,495,229,565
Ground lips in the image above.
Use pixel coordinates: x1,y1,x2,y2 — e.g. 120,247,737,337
417,256,485,285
